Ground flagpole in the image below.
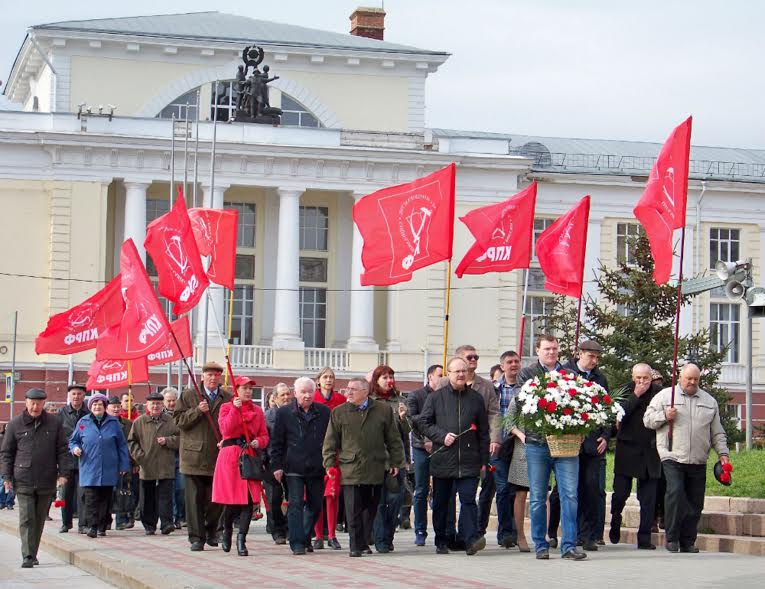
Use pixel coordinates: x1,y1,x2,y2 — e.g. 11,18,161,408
127,360,133,421
167,115,176,390
573,196,591,355
202,81,219,367
519,268,530,355
442,260,453,368
668,227,687,452
189,90,201,384
224,288,235,387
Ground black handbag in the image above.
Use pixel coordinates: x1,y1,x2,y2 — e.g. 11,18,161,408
498,435,515,463
239,447,265,481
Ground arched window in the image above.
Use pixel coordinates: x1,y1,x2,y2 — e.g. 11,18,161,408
157,88,200,121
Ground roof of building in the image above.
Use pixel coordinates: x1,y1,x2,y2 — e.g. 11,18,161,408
33,11,448,56
433,129,765,184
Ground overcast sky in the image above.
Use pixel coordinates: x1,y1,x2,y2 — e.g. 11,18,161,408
1,0,763,149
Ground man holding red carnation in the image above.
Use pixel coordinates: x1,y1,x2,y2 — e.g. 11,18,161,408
644,363,730,554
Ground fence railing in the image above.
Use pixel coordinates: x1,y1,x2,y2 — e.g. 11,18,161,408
305,348,350,371
229,345,273,369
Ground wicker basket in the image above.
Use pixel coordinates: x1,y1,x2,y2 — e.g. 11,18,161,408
546,434,584,458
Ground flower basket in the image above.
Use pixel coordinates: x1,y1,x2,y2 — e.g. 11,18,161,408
546,434,584,458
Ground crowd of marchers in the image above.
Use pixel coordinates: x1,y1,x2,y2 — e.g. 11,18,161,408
0,334,730,568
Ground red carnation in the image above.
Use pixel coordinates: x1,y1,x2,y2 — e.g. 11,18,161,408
585,381,594,387
54,499,66,508
581,412,589,421
722,463,733,473
538,398,548,410
487,465,497,473
563,408,573,416
591,396,600,405
546,382,558,389
470,423,477,431
327,466,339,479
546,401,558,413
720,472,731,484
602,395,612,405
568,389,577,398
558,369,567,375
79,424,85,430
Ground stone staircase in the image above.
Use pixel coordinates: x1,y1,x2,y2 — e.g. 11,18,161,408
486,495,765,556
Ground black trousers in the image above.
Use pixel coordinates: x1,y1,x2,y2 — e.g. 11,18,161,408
285,475,324,551
184,474,224,544
611,473,658,546
140,479,174,532
577,454,604,542
264,478,288,540
342,484,382,553
662,461,706,547
223,498,254,535
548,485,560,538
17,490,54,560
82,486,113,532
61,469,84,528
477,468,496,535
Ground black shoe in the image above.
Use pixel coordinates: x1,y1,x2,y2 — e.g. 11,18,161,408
328,538,342,550
59,525,70,533
97,530,106,537
562,549,588,561
312,538,324,550
536,549,550,560
126,517,135,529
680,544,699,553
87,528,98,538
161,524,174,535
582,540,598,551
609,517,621,544
363,547,373,554
500,535,516,549
293,547,306,555
32,558,39,565
236,533,248,556
349,550,362,557
638,543,657,550
145,529,156,536
190,541,205,551
78,527,86,534
466,536,486,556
447,539,466,551
596,539,605,546
400,517,411,530
306,544,314,553
21,557,34,568
576,539,583,547
666,541,679,553
116,523,127,531
436,545,449,554
206,535,219,547
548,537,558,549
174,520,182,530
375,544,389,554
274,536,287,545
221,528,233,553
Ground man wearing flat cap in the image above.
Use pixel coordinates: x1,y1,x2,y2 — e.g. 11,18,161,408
107,396,138,530
56,383,89,533
174,360,231,551
563,340,611,551
128,392,180,535
1,389,70,568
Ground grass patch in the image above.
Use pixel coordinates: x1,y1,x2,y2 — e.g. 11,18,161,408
604,448,765,499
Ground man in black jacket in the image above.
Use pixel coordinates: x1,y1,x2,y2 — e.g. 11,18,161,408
563,340,611,551
406,364,443,547
419,357,490,556
56,383,89,533
610,363,661,549
264,382,292,545
271,377,331,555
1,389,70,568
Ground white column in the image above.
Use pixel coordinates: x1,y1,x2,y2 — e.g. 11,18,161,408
272,188,304,350
583,217,603,304
348,192,378,351
386,286,401,351
123,181,150,263
196,183,229,348
679,224,694,337
758,227,765,364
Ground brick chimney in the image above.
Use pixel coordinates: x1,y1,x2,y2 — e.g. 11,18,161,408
350,7,386,41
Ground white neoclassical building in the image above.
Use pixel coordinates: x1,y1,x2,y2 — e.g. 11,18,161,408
1,10,764,428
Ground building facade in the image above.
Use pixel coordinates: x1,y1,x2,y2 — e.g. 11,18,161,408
1,10,764,429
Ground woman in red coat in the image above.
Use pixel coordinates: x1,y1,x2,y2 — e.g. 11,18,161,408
212,376,269,556
312,367,346,550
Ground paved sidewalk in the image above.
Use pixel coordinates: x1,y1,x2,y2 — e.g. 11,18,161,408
0,509,762,589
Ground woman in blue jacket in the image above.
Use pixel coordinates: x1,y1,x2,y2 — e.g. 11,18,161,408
69,392,130,538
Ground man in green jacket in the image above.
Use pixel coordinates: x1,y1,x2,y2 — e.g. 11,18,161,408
128,391,180,536
174,361,231,551
323,377,404,558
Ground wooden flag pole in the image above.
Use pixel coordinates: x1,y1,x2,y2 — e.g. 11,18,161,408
224,288,235,387
518,268,530,354
442,260,453,368
668,226,687,451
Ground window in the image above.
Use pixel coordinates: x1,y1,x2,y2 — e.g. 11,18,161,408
223,200,257,345
157,89,200,121
225,202,257,248
281,95,320,128
300,287,326,348
145,199,171,276
617,223,643,266
226,285,255,345
300,258,328,282
299,206,329,251
523,295,553,358
532,218,554,261
710,228,740,270
710,302,740,363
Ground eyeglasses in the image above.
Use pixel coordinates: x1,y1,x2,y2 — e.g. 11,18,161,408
465,354,479,361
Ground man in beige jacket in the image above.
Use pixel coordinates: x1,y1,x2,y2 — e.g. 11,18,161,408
643,363,730,554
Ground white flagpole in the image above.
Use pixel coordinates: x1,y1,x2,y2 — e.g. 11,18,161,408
518,268,530,355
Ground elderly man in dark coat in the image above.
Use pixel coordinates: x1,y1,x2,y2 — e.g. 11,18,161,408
609,363,662,549
56,383,89,533
1,389,70,568
174,361,232,551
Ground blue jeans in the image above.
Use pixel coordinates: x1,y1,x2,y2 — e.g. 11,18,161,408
173,466,185,522
526,442,579,554
373,471,404,550
491,456,517,543
432,477,480,548
412,448,430,536
0,484,14,508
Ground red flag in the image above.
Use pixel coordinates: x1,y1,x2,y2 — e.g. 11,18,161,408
86,357,149,391
146,316,193,366
96,239,171,361
455,183,537,278
144,192,209,315
35,275,124,355
188,208,238,290
352,163,455,286
633,116,692,284
536,196,591,298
